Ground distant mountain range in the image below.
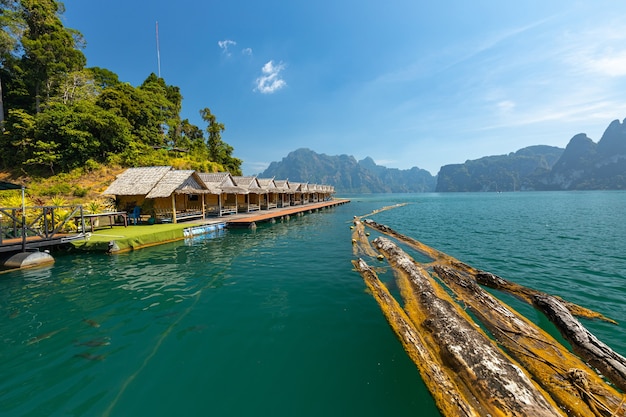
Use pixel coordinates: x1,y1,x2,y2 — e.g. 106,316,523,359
259,149,435,193
259,118,626,193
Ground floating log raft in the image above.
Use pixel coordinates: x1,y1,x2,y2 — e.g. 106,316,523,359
351,214,626,417
434,265,626,417
372,236,564,417
534,294,626,393
361,218,616,324
353,258,482,417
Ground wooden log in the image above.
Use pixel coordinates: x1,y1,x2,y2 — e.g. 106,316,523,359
474,271,617,324
352,258,482,417
351,218,378,258
373,236,565,417
533,294,626,393
434,265,626,417
362,218,616,324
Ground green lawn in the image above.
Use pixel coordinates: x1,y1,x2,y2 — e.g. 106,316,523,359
71,222,203,252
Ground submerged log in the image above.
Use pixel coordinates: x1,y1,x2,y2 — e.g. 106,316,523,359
372,236,565,417
434,265,626,417
534,294,626,393
362,218,616,324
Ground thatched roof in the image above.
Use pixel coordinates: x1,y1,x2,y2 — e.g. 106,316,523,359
233,176,263,194
289,182,303,192
103,166,172,196
145,170,208,198
257,178,277,190
198,172,248,194
198,172,232,186
274,180,292,193
103,167,335,198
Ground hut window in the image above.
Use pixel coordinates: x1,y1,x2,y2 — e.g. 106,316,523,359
189,195,199,201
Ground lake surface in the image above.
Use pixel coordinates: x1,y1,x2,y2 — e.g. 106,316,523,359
1,191,625,417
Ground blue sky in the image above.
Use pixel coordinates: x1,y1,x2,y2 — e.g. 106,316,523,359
62,0,626,176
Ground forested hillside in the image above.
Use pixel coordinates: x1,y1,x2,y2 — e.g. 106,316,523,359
0,0,240,190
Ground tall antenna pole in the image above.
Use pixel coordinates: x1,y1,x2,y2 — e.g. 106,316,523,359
156,21,161,78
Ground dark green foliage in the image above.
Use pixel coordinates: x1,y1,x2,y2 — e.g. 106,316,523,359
0,0,242,177
200,107,242,175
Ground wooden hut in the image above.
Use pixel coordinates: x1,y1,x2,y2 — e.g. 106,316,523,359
144,170,209,223
288,182,304,206
197,172,241,216
257,178,278,210
308,184,319,203
300,183,310,204
232,176,263,212
103,167,210,224
274,180,291,208
103,166,172,214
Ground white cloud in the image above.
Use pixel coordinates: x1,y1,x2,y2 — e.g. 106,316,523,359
242,47,253,56
582,52,626,77
497,100,516,114
218,39,237,56
254,61,287,94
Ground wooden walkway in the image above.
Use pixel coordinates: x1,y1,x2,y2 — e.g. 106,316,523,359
226,199,350,228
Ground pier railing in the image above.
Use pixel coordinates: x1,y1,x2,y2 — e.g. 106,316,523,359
0,204,85,250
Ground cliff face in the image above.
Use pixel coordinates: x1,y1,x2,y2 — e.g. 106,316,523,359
259,148,436,193
259,118,626,193
437,118,626,191
436,146,563,192
537,118,626,190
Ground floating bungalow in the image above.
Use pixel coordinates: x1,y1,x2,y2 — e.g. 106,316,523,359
231,176,263,213
196,172,240,216
274,180,291,208
103,167,336,224
256,178,279,210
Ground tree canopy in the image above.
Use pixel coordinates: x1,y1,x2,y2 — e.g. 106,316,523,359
0,0,242,177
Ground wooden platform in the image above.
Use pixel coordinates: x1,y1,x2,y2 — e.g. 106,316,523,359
0,233,83,253
226,199,350,228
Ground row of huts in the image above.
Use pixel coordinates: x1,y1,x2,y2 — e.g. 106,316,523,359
103,166,336,223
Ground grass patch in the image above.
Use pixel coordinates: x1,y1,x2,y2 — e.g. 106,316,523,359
71,222,202,252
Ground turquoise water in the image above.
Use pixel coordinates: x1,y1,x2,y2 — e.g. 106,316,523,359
1,192,625,416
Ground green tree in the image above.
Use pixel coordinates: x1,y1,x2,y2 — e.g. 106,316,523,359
0,0,23,125
26,138,58,173
33,100,132,171
1,107,34,168
200,107,241,174
86,66,120,89
97,74,177,148
19,0,86,112
200,107,224,162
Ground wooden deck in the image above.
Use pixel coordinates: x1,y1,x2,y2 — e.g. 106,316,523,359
226,199,350,228
0,233,83,253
